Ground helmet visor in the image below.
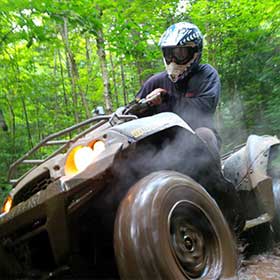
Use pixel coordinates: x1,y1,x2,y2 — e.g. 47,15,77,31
162,46,195,65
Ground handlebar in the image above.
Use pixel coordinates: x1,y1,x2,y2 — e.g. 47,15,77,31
123,91,169,116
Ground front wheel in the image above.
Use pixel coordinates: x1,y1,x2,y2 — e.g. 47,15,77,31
114,171,238,280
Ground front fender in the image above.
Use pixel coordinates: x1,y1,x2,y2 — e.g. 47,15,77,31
111,112,194,142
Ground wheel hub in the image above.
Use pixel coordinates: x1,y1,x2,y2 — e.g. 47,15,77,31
169,201,220,279
182,231,195,252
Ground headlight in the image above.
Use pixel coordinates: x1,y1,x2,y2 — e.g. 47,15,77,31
1,195,13,214
65,140,105,176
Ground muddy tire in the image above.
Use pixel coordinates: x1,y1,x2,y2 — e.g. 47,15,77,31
114,171,238,280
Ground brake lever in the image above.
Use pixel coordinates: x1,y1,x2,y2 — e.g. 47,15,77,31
124,91,169,116
123,99,149,115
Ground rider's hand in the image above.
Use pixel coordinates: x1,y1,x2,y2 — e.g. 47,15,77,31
146,88,167,106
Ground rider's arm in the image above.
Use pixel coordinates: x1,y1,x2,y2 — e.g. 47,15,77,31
180,64,220,114
136,74,160,99
136,73,170,116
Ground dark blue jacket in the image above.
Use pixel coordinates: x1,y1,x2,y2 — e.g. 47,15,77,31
136,64,220,134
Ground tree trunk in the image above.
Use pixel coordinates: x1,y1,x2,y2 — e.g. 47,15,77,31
77,83,91,118
135,60,144,87
85,36,93,99
204,22,216,68
60,17,91,120
58,49,69,115
21,97,33,148
60,16,80,123
53,50,60,115
109,48,119,107
120,57,128,105
95,18,112,113
0,110,8,132
35,105,41,141
4,88,15,153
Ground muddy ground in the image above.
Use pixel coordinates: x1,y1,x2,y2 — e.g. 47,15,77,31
238,225,280,279
239,247,280,279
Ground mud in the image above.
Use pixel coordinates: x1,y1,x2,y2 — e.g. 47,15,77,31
239,244,280,279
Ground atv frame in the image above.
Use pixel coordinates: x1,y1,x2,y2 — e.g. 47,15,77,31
0,97,279,279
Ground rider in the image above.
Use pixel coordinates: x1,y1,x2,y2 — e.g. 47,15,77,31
136,22,221,154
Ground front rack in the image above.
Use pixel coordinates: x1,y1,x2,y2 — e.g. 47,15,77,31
8,113,137,185
221,142,246,161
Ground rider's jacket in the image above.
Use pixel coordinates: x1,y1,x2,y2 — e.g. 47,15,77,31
136,64,220,136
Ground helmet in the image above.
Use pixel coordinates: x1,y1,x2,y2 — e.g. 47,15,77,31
158,22,203,83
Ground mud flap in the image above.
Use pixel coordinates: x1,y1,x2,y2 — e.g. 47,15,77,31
247,136,280,216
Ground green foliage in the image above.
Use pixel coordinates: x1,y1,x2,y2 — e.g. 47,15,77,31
186,0,280,150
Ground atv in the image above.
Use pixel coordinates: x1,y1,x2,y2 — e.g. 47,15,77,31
0,93,279,279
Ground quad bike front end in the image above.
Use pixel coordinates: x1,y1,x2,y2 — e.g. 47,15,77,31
0,94,244,279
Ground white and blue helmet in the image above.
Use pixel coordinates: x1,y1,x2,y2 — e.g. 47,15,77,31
159,22,203,82
159,22,203,51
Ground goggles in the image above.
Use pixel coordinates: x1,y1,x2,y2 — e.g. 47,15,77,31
162,46,196,65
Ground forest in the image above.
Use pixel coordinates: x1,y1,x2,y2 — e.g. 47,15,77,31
0,0,280,202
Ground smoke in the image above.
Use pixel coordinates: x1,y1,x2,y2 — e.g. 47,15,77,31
219,98,248,151
113,127,212,187
218,93,274,153
98,126,214,211
98,123,241,233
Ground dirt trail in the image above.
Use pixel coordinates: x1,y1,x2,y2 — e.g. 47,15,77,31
239,245,280,279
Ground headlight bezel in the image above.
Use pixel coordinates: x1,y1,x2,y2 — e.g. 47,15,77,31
64,139,106,176
1,195,13,214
